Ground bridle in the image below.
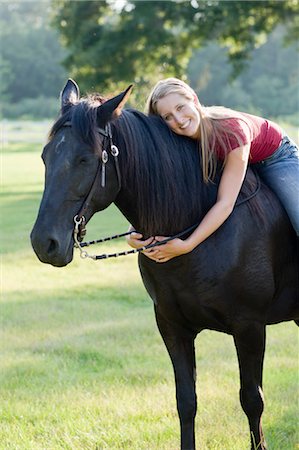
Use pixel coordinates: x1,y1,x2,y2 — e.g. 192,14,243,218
62,121,121,243
60,120,260,261
75,223,199,261
64,120,199,261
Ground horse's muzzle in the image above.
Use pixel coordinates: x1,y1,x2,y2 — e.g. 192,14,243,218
30,225,74,267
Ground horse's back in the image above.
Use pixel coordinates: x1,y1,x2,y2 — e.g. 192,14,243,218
140,175,298,332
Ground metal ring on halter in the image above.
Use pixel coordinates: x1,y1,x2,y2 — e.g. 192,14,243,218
80,250,88,259
111,145,119,157
74,215,85,225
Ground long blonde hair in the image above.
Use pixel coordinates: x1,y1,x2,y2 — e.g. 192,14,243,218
146,78,253,183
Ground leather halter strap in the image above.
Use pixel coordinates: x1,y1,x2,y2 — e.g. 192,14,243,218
62,121,121,240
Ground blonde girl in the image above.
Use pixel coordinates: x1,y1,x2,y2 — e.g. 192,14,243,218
128,78,299,262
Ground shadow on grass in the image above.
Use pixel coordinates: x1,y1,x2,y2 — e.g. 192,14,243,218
264,412,298,450
1,191,44,254
1,285,297,449
0,188,42,198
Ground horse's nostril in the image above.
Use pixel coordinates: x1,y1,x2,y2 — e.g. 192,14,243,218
47,239,58,255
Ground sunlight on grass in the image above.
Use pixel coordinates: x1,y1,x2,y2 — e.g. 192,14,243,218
1,127,298,449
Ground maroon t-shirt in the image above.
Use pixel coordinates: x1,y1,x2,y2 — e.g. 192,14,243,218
215,113,282,163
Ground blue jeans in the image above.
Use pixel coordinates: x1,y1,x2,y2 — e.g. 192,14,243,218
252,135,299,236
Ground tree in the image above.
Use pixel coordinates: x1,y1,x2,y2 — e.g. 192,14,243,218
0,1,67,103
51,0,298,101
188,26,299,119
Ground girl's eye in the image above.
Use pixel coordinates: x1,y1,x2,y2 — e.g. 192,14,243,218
164,115,171,122
177,104,185,111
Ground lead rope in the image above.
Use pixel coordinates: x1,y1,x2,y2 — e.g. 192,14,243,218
73,124,261,261
73,215,198,260
73,175,261,261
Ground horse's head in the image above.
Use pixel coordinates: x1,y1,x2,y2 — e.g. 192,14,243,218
30,79,132,267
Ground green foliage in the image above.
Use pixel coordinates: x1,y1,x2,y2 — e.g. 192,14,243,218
51,0,298,98
188,27,299,119
0,2,67,110
1,1,298,119
2,96,60,120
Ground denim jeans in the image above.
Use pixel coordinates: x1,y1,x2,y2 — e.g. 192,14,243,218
252,135,299,235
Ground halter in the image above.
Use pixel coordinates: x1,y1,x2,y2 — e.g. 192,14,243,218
61,120,261,261
65,120,200,260
63,121,121,241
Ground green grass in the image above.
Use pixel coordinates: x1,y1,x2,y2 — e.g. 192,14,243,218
1,121,298,449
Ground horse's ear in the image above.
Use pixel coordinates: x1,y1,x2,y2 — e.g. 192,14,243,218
60,79,80,109
97,84,133,125
113,84,133,117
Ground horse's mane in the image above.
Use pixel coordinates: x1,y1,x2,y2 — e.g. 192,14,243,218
49,95,106,155
114,110,217,235
49,98,267,236
114,110,269,235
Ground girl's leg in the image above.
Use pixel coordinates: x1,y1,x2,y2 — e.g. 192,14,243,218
253,136,299,236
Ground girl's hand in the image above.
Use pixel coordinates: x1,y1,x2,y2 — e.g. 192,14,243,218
143,236,192,263
126,231,155,250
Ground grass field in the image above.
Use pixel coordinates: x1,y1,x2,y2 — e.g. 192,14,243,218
1,121,298,449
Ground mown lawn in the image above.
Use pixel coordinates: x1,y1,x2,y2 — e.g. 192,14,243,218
1,122,298,449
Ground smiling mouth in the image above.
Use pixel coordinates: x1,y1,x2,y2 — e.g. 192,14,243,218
179,119,191,130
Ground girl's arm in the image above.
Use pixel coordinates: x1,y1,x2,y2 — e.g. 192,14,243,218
145,143,251,263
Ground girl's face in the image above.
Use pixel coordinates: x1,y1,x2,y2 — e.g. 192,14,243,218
156,93,200,139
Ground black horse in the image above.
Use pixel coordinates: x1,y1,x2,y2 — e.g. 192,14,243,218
31,80,298,450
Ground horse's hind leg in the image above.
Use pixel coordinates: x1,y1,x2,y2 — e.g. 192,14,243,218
155,309,197,450
233,321,267,450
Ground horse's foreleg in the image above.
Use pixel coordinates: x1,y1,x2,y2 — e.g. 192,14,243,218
233,321,267,450
155,309,197,450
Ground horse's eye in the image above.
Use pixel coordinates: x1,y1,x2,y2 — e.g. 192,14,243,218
78,156,89,165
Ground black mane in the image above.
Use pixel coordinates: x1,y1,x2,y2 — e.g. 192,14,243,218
113,110,267,236
49,95,106,154
113,110,216,236
49,99,264,236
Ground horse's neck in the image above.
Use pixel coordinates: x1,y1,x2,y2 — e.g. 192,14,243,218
114,191,140,231
112,119,216,237
112,129,150,234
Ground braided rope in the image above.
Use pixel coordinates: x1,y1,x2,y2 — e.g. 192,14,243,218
80,231,133,247
74,155,260,261
74,223,198,261
74,173,260,261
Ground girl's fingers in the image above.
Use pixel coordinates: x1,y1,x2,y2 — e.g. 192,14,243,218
130,232,143,239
